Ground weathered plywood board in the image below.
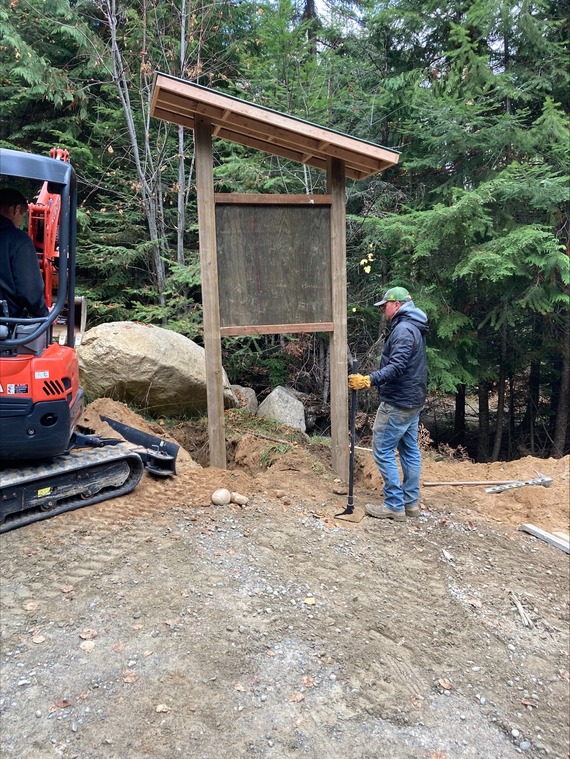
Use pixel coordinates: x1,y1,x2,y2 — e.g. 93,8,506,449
216,204,332,331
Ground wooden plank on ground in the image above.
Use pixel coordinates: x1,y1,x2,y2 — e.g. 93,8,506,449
519,524,570,554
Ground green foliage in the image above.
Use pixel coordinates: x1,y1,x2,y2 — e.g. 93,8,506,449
2,0,568,457
223,336,292,390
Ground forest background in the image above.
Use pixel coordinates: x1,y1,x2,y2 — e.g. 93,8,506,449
1,0,568,462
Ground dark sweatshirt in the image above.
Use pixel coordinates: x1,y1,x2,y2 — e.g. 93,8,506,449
369,301,429,409
0,214,48,318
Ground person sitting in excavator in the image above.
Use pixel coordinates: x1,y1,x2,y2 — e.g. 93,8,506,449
0,187,48,319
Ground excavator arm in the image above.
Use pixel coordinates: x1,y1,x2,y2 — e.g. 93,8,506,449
27,148,69,309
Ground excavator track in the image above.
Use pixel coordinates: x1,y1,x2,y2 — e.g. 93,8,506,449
0,444,144,533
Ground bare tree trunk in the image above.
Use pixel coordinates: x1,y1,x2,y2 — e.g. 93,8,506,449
491,319,507,461
508,375,515,460
302,164,313,195
453,383,466,447
302,0,318,55
518,315,542,454
478,381,490,462
323,339,330,405
176,0,188,267
176,127,186,267
524,360,540,453
103,0,167,309
552,316,569,457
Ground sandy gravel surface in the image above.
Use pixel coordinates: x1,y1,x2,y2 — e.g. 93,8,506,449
0,401,568,759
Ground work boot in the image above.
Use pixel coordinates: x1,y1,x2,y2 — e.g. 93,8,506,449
405,503,420,518
364,503,406,522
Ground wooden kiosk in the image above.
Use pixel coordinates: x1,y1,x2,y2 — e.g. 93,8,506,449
150,73,400,478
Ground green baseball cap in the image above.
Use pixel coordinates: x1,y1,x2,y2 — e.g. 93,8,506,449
374,286,412,307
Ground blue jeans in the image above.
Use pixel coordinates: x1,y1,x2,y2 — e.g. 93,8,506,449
372,401,422,512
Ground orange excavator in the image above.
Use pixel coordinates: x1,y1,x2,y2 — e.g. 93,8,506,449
0,148,176,532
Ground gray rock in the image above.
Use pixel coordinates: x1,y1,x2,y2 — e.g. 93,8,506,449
257,386,306,432
231,385,258,412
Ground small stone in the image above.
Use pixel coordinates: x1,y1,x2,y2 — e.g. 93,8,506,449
512,728,520,738
211,488,231,506
519,741,531,751
230,492,249,506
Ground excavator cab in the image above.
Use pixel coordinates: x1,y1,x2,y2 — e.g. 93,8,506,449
0,149,83,460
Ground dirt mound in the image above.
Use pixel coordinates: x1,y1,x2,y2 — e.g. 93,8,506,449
81,399,569,536
358,449,569,534
79,398,197,466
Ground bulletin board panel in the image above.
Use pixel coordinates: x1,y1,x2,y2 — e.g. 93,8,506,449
215,200,332,336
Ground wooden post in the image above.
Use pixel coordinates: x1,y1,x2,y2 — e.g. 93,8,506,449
195,118,226,468
328,157,349,480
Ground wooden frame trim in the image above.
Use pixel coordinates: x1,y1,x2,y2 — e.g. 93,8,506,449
215,193,332,206
220,322,334,337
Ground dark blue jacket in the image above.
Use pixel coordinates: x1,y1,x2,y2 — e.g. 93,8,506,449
0,214,48,318
369,302,429,409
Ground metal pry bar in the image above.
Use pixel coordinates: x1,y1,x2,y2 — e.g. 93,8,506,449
485,475,553,494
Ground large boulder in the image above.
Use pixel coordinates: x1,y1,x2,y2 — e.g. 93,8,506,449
257,386,306,432
77,322,237,417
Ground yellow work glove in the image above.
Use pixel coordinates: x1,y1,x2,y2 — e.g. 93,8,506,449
348,373,371,390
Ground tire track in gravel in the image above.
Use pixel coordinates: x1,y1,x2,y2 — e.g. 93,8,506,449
202,510,438,714
0,494,192,619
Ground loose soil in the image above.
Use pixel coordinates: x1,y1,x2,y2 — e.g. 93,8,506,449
1,399,568,759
